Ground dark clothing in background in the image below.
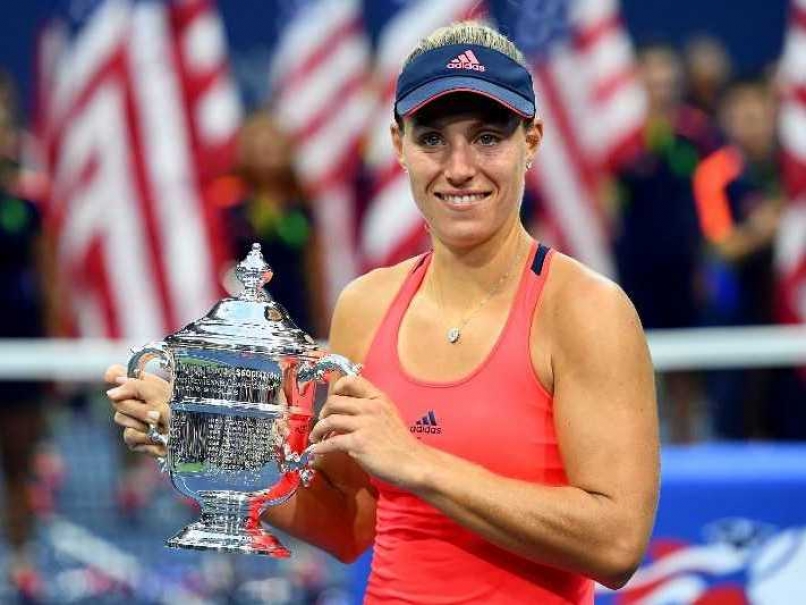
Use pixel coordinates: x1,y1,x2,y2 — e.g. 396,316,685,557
701,153,780,326
0,193,45,404
693,147,784,439
224,198,316,335
613,107,720,329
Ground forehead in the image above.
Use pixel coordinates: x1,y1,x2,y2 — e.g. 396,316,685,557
406,92,519,129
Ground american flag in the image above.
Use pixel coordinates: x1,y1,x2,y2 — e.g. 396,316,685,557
360,0,643,275
777,0,806,326
36,0,240,338
268,0,373,304
490,0,645,276
360,0,485,268
268,0,486,294
272,0,642,281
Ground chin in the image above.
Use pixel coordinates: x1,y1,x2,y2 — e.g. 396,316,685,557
432,224,498,249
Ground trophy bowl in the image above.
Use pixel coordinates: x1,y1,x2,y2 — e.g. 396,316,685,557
127,243,359,557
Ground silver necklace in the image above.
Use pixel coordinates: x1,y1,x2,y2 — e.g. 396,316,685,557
433,242,527,344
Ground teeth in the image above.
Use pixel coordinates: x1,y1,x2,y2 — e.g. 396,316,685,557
441,193,487,203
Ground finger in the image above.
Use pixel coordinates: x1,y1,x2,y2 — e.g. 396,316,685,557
319,395,364,418
123,427,167,456
309,433,353,456
113,411,149,433
123,426,152,449
106,376,170,406
332,375,381,399
309,414,360,443
104,364,127,385
111,398,167,425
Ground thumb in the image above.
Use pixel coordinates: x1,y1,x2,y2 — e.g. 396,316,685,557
332,375,381,399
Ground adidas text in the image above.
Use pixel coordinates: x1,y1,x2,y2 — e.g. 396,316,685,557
410,425,442,435
447,61,485,72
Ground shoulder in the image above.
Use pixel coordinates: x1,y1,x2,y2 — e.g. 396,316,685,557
542,252,645,360
328,255,424,363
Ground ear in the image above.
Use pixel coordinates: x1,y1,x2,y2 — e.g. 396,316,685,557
390,122,405,170
524,118,543,166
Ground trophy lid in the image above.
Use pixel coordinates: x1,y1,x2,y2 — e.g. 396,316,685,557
165,243,319,356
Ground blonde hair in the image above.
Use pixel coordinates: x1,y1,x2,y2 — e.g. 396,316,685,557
403,21,527,69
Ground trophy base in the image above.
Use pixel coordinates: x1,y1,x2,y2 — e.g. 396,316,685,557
166,491,291,557
166,521,290,557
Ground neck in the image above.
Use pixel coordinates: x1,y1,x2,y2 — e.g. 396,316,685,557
428,221,532,309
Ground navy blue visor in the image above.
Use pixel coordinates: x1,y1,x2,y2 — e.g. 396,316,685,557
395,43,536,119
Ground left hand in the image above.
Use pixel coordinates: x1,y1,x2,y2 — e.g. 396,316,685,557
309,375,427,489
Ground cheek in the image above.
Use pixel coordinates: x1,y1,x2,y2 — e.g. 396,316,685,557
405,155,439,194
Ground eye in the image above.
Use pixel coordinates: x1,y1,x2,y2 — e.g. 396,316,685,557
418,132,444,147
476,132,502,146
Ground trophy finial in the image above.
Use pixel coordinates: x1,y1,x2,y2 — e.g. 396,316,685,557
235,243,273,301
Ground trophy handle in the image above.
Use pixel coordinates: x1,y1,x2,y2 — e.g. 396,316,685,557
127,342,175,469
297,353,362,383
290,353,362,486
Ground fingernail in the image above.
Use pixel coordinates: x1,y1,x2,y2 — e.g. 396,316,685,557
147,411,160,422
115,376,129,384
106,387,120,397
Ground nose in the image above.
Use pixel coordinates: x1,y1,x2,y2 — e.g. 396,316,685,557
444,140,476,186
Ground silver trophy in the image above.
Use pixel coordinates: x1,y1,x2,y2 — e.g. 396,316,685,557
127,243,359,557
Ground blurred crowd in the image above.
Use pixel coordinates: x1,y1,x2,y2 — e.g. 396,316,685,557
607,38,805,444
1,31,805,602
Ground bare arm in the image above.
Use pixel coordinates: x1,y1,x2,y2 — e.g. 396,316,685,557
311,263,659,587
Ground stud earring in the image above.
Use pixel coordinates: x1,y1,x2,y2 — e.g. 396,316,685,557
526,160,533,169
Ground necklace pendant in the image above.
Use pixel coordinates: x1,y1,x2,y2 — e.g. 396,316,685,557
447,327,461,344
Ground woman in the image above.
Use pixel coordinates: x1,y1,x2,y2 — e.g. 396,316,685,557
213,110,327,337
106,22,659,604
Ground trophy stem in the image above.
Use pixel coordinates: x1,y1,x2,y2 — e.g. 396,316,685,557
166,491,290,557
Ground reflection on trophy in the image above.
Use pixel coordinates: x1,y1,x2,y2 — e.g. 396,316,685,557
127,243,360,557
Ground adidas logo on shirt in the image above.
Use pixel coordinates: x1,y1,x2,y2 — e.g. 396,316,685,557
446,49,486,72
410,410,442,435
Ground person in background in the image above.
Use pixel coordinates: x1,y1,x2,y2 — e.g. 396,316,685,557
0,69,47,601
693,76,782,439
684,35,733,119
210,110,327,337
610,43,719,442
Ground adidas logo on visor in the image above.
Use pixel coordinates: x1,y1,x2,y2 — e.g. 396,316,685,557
446,49,486,72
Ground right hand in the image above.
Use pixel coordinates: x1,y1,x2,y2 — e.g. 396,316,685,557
105,364,171,458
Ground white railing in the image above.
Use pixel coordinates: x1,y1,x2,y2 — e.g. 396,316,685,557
0,325,805,381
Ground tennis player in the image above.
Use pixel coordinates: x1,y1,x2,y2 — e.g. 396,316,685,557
107,22,659,604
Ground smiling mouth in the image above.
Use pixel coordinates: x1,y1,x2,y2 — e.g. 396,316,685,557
435,192,491,204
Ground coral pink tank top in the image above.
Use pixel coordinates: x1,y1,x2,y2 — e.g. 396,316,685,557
360,241,594,604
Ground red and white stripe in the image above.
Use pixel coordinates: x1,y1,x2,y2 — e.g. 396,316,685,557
38,0,240,339
361,0,484,268
777,0,806,325
270,0,372,304
527,0,644,276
